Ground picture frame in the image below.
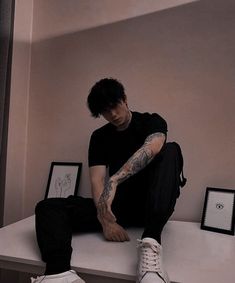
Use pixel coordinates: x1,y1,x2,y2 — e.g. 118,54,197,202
44,162,82,199
201,187,235,235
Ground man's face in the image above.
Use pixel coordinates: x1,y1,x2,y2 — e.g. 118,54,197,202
101,99,130,130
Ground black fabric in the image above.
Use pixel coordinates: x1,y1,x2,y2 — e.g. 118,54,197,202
35,197,101,275
88,111,168,204
35,142,186,274
88,111,167,176
141,142,184,241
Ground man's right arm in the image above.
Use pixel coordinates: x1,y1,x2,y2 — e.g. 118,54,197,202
89,165,107,207
89,165,129,242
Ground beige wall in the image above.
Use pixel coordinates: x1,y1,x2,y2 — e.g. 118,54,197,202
5,0,235,225
4,0,33,225
32,0,196,41
6,0,193,225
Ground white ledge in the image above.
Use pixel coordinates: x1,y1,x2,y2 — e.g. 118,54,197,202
0,216,234,282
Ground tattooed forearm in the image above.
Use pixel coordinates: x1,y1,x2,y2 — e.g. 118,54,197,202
112,132,165,185
114,147,154,184
97,132,165,213
99,180,114,203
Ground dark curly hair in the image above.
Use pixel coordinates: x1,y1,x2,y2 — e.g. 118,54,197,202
87,78,126,118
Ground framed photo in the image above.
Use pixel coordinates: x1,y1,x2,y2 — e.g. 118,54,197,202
45,162,82,199
201,187,235,235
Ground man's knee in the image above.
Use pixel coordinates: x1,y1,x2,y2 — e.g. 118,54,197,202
161,142,183,166
35,199,48,216
162,142,180,156
163,142,186,188
35,198,59,216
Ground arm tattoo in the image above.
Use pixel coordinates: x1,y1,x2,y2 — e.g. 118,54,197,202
113,132,165,185
99,180,114,203
98,132,165,203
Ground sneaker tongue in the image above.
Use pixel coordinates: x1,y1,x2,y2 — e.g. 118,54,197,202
142,237,159,245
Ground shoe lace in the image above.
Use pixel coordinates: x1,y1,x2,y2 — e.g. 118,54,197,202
138,240,161,273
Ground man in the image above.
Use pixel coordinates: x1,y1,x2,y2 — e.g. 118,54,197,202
32,78,186,283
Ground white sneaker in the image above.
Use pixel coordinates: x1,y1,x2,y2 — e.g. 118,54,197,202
136,238,170,283
31,270,85,283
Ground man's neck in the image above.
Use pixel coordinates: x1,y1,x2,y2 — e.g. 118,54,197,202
116,111,132,131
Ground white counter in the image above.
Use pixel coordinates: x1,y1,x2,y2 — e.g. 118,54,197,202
0,216,234,282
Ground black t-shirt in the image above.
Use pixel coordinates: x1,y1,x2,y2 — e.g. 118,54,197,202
88,111,167,178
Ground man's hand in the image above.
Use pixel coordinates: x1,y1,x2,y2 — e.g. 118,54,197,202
102,221,130,242
97,178,117,223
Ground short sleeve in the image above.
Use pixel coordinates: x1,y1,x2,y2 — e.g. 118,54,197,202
88,130,108,167
144,113,168,136
132,112,167,140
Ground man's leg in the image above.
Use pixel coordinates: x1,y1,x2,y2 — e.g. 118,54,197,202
33,196,101,282
143,142,184,242
137,142,185,283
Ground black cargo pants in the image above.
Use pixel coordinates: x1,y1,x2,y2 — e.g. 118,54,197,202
35,142,186,275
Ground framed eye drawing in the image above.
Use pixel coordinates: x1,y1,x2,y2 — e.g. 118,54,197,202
45,162,82,199
201,187,235,235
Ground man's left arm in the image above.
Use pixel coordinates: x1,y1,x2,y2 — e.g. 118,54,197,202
97,132,166,220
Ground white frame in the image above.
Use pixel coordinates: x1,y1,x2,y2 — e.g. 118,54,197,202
201,187,235,235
